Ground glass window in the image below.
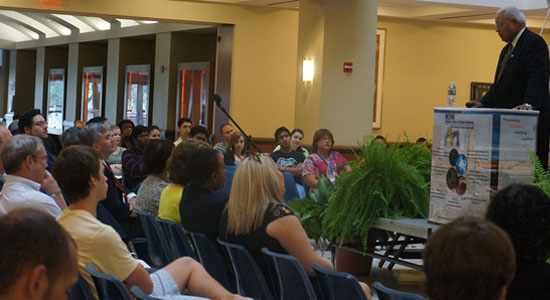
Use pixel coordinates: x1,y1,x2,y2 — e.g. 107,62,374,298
176,62,212,132
46,68,65,135
81,66,103,123
124,65,150,126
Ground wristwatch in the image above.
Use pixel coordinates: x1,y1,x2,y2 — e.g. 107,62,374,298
50,190,62,198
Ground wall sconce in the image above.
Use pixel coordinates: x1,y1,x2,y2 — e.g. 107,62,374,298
302,60,314,82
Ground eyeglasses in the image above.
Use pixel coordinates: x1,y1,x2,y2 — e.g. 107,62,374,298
33,121,47,128
319,137,332,141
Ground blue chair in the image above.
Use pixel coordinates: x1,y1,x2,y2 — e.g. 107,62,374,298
85,264,133,300
261,248,317,300
219,165,237,197
134,209,174,268
312,263,368,300
282,172,300,203
373,282,425,300
68,275,95,300
188,231,236,293
131,285,162,300
156,217,197,260
217,238,274,300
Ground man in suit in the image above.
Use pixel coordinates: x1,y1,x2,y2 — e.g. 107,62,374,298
467,6,550,170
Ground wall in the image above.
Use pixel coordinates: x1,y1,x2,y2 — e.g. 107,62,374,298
12,50,36,115
373,17,550,142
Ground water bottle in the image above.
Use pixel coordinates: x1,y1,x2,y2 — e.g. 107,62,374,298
447,81,456,107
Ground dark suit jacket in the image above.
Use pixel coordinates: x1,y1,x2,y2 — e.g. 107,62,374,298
102,163,131,222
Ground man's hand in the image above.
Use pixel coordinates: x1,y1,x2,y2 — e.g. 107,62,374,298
129,196,137,211
466,101,484,108
513,104,533,110
41,171,60,195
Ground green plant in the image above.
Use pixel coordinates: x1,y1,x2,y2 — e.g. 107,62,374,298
527,149,550,195
289,176,334,241
322,137,431,248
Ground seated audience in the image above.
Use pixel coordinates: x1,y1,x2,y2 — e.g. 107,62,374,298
19,109,56,171
148,125,161,139
86,116,111,127
8,118,19,136
224,132,247,166
60,127,81,148
174,118,192,146
214,123,235,155
189,125,208,142
122,125,149,192
106,125,125,178
0,124,12,190
0,135,65,217
486,183,550,300
73,120,85,128
54,145,248,300
158,140,211,225
180,148,226,240
118,119,135,149
0,208,78,300
374,135,387,144
270,127,305,182
302,129,350,188
416,137,428,145
79,123,142,239
220,154,371,298
423,216,515,300
273,128,309,157
136,139,173,215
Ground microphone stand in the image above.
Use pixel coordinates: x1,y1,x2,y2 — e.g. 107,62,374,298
213,94,262,153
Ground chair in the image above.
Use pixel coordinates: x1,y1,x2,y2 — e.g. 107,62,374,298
312,263,368,300
373,282,425,300
188,231,236,293
282,172,300,203
261,248,317,300
85,264,133,300
156,217,197,260
68,275,95,300
219,165,237,197
134,209,174,268
131,286,162,300
217,238,274,300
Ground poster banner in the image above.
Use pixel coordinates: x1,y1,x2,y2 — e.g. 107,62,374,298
429,108,538,224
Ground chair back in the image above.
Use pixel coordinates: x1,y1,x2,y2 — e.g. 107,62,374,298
134,209,173,267
188,231,236,293
85,264,133,300
156,217,197,260
219,165,237,197
282,172,300,203
217,238,274,300
130,285,162,300
312,263,368,300
373,282,425,300
261,248,317,300
68,275,95,300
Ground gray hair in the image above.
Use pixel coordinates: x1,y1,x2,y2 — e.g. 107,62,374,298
498,7,526,25
2,134,43,174
79,123,110,146
60,127,82,148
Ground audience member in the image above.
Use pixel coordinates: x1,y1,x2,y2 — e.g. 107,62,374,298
122,125,149,192
79,123,142,239
189,125,208,142
8,118,19,135
54,145,247,300
270,127,305,182
158,140,211,225
0,135,65,217
148,125,161,139
136,139,173,215
224,132,247,166
86,116,110,126
174,117,192,146
374,135,387,144
73,120,85,128
416,137,428,144
0,124,12,189
180,148,226,240
19,109,56,171
273,128,309,157
0,208,78,300
118,119,135,149
302,129,350,188
486,183,550,300
423,216,515,300
106,125,125,178
214,123,235,155
60,127,81,148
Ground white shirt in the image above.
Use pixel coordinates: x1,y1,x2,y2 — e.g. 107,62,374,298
0,175,62,217
511,27,526,49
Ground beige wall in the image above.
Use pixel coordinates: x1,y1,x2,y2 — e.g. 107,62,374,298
373,17,550,142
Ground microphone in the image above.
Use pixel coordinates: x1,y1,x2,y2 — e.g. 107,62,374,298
213,94,222,107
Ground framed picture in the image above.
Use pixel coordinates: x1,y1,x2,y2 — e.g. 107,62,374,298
373,29,386,129
470,82,492,101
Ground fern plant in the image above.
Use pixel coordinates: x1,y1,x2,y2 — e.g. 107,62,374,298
527,149,550,195
322,136,431,248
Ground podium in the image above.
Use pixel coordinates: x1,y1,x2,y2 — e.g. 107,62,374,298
429,107,538,224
